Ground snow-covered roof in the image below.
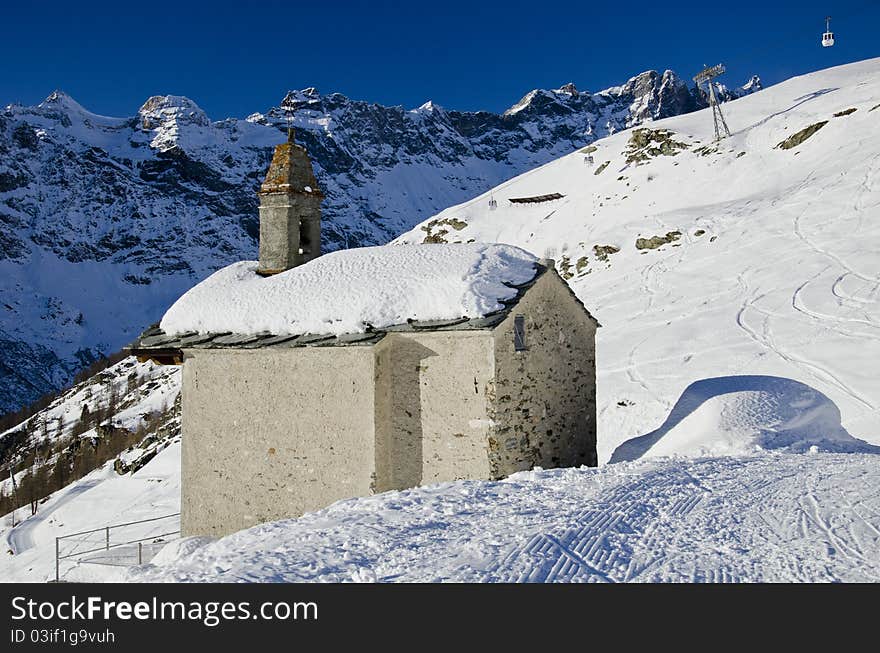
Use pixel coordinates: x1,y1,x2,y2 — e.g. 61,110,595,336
149,243,540,343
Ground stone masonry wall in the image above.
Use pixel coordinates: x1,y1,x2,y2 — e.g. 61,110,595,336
490,270,598,477
373,331,495,490
180,346,376,537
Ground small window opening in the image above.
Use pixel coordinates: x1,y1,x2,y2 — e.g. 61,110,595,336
514,315,527,351
300,227,312,255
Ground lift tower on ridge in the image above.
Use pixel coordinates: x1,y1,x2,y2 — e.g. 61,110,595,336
694,63,732,141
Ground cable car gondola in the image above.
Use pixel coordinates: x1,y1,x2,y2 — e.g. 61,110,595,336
822,16,834,47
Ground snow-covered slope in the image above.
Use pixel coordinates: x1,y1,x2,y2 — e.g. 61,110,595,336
5,59,878,584
129,453,880,583
1,439,180,583
395,57,880,464
0,354,181,583
0,70,757,413
0,356,179,496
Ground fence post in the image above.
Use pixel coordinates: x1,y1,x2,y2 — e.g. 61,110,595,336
105,526,110,551
55,537,60,583
138,542,143,565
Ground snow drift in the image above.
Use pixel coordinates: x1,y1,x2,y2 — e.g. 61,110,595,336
609,375,880,462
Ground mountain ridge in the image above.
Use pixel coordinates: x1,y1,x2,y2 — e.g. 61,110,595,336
0,68,759,413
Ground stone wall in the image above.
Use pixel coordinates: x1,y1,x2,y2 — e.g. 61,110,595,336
257,191,322,273
373,332,495,491
490,270,598,477
180,346,376,537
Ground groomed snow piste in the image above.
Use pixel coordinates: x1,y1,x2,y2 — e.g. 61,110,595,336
129,452,880,583
160,243,538,336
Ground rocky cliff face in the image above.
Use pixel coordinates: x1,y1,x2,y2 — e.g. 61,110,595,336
0,71,760,413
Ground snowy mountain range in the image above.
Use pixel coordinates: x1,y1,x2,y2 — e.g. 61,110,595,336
2,57,879,583
0,69,760,414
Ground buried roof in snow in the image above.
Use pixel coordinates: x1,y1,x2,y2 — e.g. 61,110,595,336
129,243,593,359
508,193,565,204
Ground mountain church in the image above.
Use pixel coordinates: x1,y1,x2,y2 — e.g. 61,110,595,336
131,133,599,538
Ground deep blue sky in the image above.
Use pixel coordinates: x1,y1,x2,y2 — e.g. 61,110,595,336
1,1,877,119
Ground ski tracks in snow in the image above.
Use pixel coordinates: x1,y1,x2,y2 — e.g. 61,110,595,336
736,261,877,412
129,454,880,584
486,463,708,583
485,455,880,583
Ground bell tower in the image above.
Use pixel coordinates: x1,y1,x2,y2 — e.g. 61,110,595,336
256,129,324,276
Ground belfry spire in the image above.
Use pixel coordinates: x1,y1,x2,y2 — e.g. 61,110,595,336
256,108,323,276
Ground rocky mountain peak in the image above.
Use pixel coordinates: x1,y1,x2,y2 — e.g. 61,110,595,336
620,70,665,97
138,95,210,130
742,75,763,92
41,90,80,107
659,70,683,87
34,90,93,125
503,89,561,117
281,87,322,109
134,95,216,154
39,89,98,115
412,100,447,117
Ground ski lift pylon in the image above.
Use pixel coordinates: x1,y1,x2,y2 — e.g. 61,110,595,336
822,16,834,47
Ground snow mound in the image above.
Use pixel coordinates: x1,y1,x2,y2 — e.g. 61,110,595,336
160,243,538,336
610,376,880,462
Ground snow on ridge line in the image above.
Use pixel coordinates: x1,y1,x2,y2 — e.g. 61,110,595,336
160,243,539,337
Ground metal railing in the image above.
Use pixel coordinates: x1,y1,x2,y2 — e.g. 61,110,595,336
55,513,180,582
